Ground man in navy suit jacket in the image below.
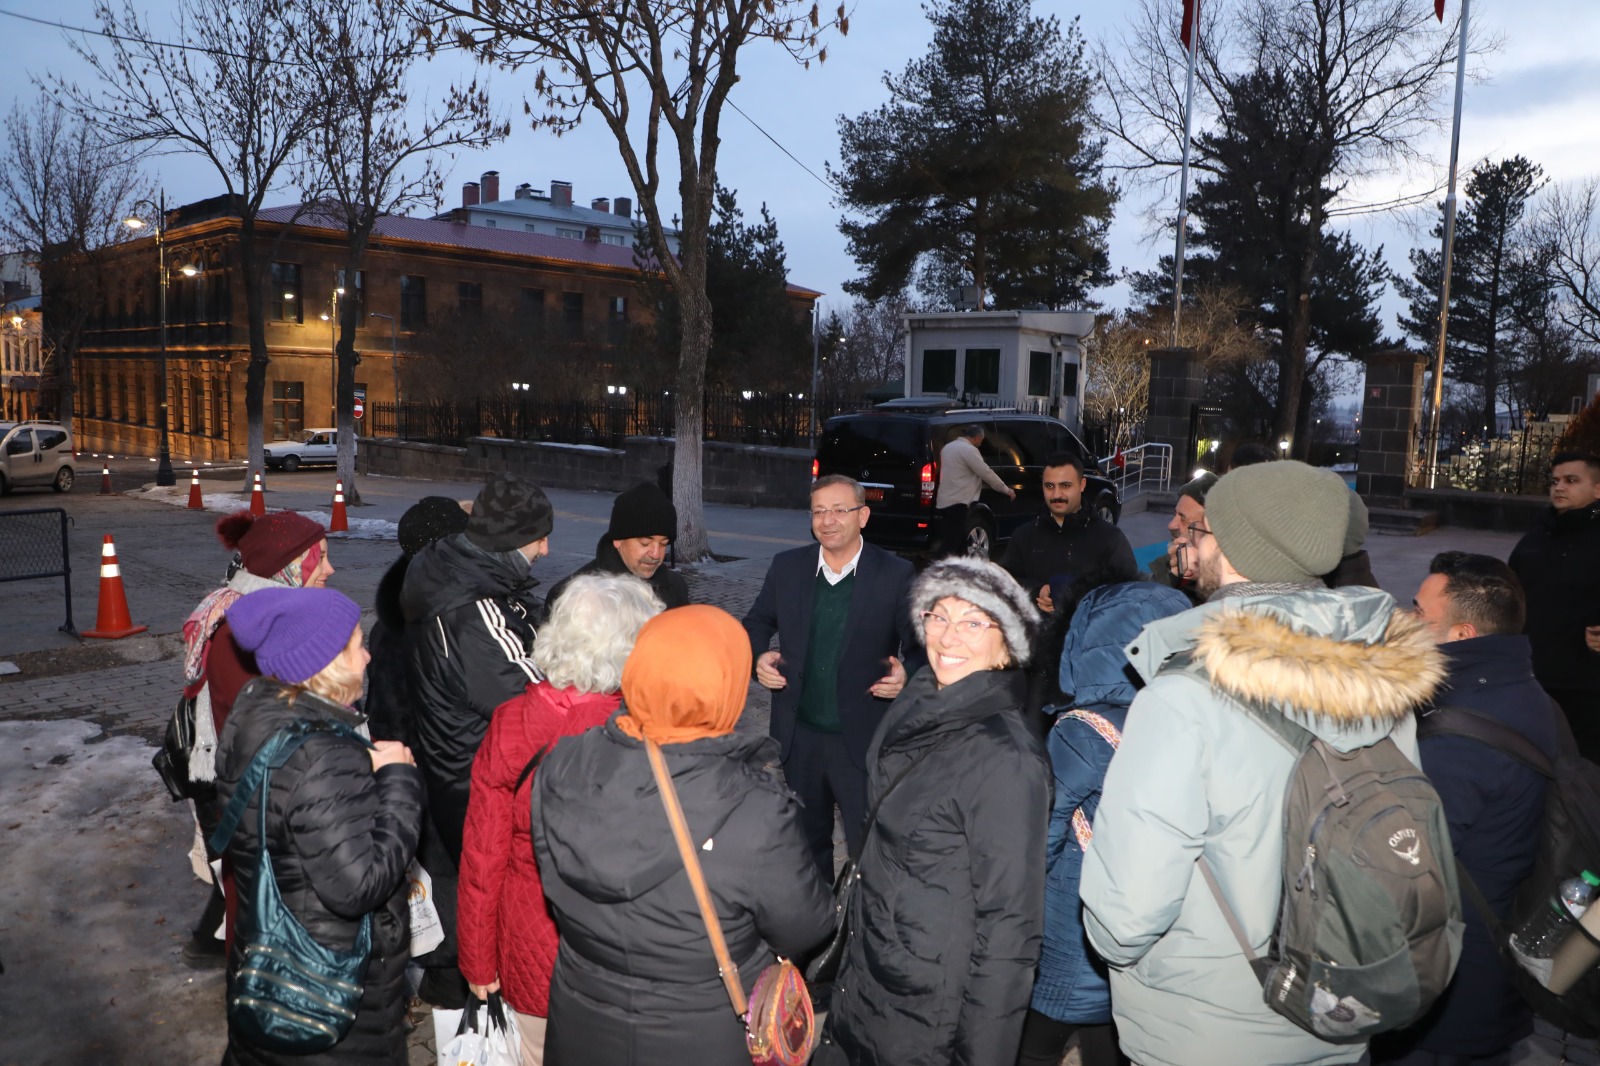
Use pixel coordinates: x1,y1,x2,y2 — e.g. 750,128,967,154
744,474,925,877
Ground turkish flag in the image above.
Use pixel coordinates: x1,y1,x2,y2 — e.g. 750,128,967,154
1434,0,1445,19
1112,447,1126,470
1181,0,1200,51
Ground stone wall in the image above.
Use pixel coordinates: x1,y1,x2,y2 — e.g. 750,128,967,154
1357,349,1426,503
1402,486,1547,532
356,434,813,509
1144,347,1207,471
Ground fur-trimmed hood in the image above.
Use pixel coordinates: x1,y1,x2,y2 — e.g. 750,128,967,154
1128,585,1445,747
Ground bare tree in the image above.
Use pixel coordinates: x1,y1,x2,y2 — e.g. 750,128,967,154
1097,0,1460,454
0,98,148,434
823,293,909,401
294,1,507,504
55,0,319,486
1537,178,1600,347
413,0,848,562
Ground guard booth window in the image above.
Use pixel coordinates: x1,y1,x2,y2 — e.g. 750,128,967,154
1028,351,1052,397
922,349,956,394
272,381,305,439
964,348,1000,395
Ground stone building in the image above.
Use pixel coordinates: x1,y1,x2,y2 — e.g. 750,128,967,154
70,194,811,461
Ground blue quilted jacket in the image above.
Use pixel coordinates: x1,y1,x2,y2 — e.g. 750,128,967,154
1030,581,1191,1023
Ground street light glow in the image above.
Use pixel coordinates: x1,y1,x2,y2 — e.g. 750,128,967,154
122,217,146,230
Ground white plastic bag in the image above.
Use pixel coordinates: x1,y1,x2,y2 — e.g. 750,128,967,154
435,994,521,1066
407,860,445,957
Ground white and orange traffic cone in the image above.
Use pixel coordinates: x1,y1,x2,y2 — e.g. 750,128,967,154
82,535,148,640
186,471,204,510
99,466,113,495
329,479,349,533
249,472,266,517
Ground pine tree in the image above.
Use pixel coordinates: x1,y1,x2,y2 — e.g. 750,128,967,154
833,0,1115,308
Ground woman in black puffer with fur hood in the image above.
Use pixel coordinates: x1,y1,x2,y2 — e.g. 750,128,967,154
215,587,424,1065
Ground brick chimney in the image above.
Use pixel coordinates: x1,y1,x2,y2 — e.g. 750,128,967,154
590,197,610,213
480,170,500,203
514,183,535,200
584,225,601,243
463,181,480,207
551,180,573,209
613,196,633,219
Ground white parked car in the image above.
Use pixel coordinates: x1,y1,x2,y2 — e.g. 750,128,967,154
262,428,345,472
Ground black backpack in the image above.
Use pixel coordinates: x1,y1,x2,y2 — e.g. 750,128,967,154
1416,703,1600,1037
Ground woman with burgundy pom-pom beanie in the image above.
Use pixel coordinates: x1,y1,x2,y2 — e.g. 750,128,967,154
174,509,332,971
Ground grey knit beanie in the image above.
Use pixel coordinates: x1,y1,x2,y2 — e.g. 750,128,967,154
1205,462,1350,584
909,557,1042,666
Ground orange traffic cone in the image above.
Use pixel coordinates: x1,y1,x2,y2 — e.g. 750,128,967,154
99,466,113,495
329,480,349,533
249,472,266,517
186,471,204,510
82,535,148,640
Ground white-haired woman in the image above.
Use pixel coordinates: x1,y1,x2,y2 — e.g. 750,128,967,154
457,573,665,1064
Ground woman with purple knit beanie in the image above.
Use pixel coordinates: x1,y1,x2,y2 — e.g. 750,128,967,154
215,587,424,1065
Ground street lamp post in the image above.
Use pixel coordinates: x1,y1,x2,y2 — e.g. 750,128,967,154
124,192,177,486
369,312,398,432
321,287,344,424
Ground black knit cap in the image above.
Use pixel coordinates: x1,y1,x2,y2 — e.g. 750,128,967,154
607,481,677,542
465,473,554,552
398,496,470,556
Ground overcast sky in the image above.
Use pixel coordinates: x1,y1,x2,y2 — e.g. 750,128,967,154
6,0,1598,336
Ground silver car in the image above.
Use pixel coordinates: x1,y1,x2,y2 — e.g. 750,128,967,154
262,428,343,472
0,420,75,494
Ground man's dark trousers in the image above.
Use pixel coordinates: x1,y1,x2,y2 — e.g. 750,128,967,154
786,724,867,879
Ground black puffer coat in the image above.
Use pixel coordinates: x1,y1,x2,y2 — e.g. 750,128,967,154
400,532,543,858
362,554,415,746
532,718,833,1066
820,669,1050,1066
1509,499,1600,694
214,678,425,1065
545,533,690,611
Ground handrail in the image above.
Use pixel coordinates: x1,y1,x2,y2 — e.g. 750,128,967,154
1099,443,1172,500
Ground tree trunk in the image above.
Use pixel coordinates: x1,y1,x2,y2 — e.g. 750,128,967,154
335,242,370,507
239,220,269,490
1483,229,1505,438
1277,204,1324,461
673,279,713,563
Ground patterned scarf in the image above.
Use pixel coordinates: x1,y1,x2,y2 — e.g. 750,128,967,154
181,552,311,685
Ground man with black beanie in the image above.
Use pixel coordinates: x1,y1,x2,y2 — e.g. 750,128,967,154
546,481,689,610
399,472,553,1007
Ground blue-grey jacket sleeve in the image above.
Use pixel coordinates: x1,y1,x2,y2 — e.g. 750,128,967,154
1079,679,1209,967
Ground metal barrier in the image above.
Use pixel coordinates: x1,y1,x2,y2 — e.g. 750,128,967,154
0,507,76,636
1100,442,1173,500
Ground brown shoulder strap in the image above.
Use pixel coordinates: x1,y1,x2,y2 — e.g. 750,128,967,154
645,739,748,1017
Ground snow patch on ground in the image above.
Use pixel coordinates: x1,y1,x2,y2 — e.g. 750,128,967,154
123,485,398,541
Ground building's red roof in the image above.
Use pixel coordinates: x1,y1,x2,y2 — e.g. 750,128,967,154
256,204,822,298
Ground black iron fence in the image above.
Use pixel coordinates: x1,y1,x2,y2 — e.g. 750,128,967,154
369,390,874,450
0,507,76,636
1413,423,1562,496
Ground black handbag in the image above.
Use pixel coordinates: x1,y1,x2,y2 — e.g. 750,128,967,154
153,693,214,803
210,717,375,1053
804,728,973,996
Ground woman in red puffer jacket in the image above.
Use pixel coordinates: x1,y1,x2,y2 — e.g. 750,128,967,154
457,574,664,1062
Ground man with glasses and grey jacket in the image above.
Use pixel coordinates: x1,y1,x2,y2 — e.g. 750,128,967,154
743,475,926,877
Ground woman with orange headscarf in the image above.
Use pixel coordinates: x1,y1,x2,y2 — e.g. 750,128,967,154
531,605,833,1066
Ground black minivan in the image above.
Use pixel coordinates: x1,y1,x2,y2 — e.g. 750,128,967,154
814,399,1121,559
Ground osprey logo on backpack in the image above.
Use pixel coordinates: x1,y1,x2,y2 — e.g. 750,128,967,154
1389,827,1422,865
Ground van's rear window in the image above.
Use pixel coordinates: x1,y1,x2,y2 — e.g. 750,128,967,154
819,420,925,468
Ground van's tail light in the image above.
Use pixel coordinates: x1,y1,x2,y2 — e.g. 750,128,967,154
920,462,936,506
811,458,819,480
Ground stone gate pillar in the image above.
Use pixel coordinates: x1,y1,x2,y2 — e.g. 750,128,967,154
1145,347,1207,481
1356,348,1427,503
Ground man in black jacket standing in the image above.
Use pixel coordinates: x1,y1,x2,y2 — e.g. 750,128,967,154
1377,552,1557,1064
1509,451,1600,759
743,474,925,878
400,471,552,1006
545,481,689,610
999,452,1136,732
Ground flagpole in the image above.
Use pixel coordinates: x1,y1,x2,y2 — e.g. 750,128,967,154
1425,0,1470,489
1171,0,1200,349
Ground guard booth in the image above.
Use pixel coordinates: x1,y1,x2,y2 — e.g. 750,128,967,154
901,310,1095,430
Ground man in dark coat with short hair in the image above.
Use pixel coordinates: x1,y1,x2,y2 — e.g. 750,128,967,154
743,474,925,878
1375,552,1558,1064
546,481,689,610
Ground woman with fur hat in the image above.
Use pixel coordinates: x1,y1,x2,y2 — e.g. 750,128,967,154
531,605,832,1066
817,557,1052,1066
175,509,333,969
215,587,424,1065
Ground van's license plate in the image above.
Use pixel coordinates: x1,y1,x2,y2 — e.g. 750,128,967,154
865,487,885,501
